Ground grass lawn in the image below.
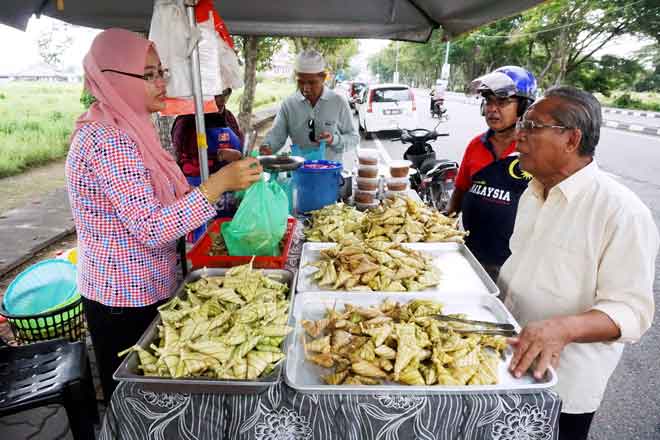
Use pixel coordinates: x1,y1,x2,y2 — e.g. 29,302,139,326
0,78,295,178
596,91,660,113
0,82,84,178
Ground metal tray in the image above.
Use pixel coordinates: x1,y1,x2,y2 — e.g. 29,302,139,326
296,242,498,296
285,291,556,395
113,268,296,394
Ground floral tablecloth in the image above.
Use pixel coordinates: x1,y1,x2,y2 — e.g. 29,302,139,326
99,222,562,440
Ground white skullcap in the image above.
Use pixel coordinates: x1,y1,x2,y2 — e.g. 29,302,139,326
295,49,326,74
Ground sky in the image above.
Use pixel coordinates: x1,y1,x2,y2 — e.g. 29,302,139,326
0,16,653,75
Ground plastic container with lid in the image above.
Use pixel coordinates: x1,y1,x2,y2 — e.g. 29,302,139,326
355,200,380,211
357,165,379,178
386,177,409,191
357,149,379,165
389,160,412,177
385,190,409,199
354,189,378,204
356,177,379,191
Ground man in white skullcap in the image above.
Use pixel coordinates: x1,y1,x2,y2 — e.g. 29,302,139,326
261,49,358,163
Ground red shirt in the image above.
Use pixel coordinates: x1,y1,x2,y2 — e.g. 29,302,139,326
455,130,517,192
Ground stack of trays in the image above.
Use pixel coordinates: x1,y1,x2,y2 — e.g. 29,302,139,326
287,241,558,395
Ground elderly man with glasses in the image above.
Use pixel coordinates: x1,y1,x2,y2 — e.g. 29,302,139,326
260,50,358,164
498,86,658,440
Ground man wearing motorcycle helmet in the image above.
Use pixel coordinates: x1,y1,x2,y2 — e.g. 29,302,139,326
446,66,536,282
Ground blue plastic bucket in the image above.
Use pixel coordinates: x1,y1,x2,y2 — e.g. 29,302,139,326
291,141,326,162
294,160,343,213
3,259,78,316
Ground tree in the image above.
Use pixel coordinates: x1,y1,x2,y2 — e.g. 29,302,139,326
234,36,283,132
567,55,645,95
37,21,73,67
519,0,643,86
633,43,660,92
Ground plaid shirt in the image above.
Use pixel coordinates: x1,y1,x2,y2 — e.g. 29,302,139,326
66,122,216,307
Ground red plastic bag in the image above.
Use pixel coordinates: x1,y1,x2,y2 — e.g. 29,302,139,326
195,0,234,49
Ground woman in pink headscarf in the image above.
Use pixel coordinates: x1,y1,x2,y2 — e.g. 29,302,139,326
65,28,261,401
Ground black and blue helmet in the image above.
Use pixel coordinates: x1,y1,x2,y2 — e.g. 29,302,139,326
472,66,537,116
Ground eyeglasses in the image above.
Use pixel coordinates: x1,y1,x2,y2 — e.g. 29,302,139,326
516,119,573,132
101,68,170,83
308,118,316,143
483,96,516,108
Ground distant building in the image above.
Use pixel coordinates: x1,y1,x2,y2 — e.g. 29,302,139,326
4,62,82,82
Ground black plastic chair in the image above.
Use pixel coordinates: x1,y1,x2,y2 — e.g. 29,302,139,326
0,337,99,440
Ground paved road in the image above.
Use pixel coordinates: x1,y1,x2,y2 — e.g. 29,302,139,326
352,95,660,440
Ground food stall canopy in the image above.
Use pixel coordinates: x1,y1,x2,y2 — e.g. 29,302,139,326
2,0,543,41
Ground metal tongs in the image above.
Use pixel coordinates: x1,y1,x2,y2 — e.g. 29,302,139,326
434,315,518,337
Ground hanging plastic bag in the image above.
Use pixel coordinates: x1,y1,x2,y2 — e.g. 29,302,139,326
196,17,223,97
149,0,192,99
221,179,288,256
195,0,234,49
217,38,244,90
196,0,243,90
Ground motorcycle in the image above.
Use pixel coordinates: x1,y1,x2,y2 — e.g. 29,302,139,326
399,125,458,212
430,92,448,120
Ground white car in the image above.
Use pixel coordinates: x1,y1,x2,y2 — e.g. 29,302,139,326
356,84,417,139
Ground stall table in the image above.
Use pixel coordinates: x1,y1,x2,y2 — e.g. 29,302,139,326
98,222,562,440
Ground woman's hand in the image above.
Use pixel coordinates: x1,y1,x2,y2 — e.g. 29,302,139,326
202,158,262,201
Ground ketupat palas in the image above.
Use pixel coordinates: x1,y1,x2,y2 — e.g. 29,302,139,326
308,240,442,292
302,299,508,386
118,263,292,380
305,196,468,243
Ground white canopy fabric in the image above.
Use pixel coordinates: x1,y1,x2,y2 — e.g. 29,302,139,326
2,0,543,41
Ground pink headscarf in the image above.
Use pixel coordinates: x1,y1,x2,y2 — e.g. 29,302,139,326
74,28,189,205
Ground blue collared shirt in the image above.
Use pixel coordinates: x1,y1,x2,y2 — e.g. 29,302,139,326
263,86,359,163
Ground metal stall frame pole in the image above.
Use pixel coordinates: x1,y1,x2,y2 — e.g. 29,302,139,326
184,0,210,182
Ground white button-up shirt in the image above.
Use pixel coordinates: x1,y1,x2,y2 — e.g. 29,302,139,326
262,86,359,164
499,161,659,413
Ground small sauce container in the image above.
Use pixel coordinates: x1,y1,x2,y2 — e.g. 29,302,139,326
385,190,408,200
354,189,378,204
355,200,380,211
389,160,412,177
357,177,379,191
357,149,379,166
386,177,409,191
358,165,379,178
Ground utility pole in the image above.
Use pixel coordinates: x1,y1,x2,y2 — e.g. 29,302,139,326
441,40,451,83
394,41,400,83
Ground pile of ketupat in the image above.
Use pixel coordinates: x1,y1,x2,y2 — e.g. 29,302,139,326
305,196,467,243
364,196,467,243
118,263,292,380
307,240,442,292
302,299,507,386
304,203,367,242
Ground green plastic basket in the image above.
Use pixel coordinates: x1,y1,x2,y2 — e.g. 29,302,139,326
0,294,85,344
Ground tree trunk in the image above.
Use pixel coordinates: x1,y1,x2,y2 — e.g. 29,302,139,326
238,36,259,133
554,28,569,86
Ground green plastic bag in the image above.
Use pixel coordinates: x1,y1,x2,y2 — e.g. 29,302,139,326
221,178,288,256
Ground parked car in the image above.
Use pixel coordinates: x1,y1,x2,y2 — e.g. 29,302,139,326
356,84,417,139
